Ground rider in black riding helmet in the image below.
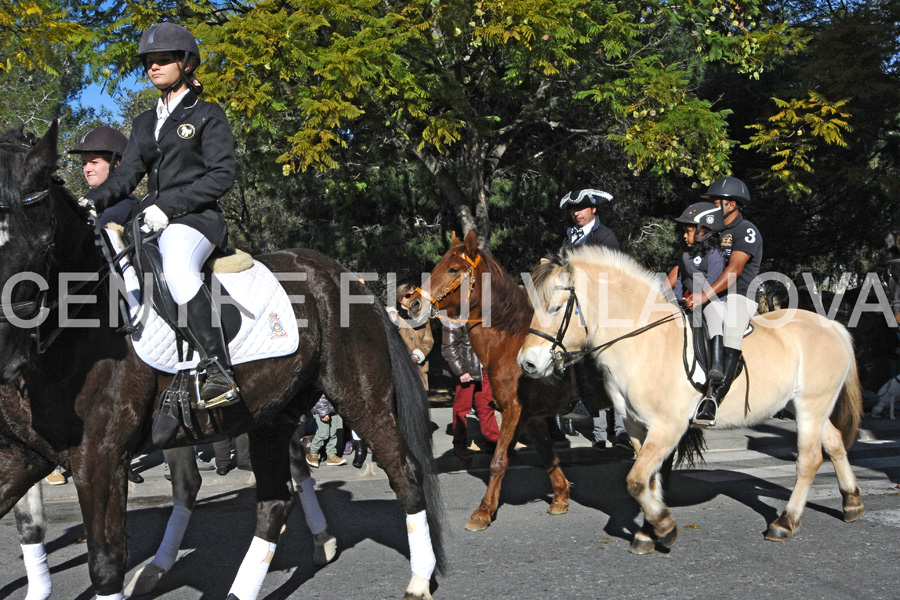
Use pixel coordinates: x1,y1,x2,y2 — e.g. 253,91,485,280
83,22,239,408
69,126,140,228
684,177,763,426
668,201,727,410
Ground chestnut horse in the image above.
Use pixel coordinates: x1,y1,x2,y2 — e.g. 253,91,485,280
518,245,864,553
0,123,444,600
409,230,589,531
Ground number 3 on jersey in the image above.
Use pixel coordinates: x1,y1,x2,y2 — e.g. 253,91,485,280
745,228,757,244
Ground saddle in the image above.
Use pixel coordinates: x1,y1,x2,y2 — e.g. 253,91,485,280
98,222,299,448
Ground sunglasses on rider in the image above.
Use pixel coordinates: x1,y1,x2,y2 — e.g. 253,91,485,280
142,53,180,69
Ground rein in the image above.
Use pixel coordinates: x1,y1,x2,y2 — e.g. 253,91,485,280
415,250,484,325
527,283,680,371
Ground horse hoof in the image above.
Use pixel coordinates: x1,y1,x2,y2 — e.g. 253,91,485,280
656,524,679,549
628,534,656,555
764,523,793,542
313,531,338,566
465,515,491,531
843,505,864,523
403,574,433,600
547,502,569,515
124,562,166,596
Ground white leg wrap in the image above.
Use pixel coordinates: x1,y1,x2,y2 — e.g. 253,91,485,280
227,536,276,600
406,510,436,582
298,477,327,536
21,543,51,600
95,593,125,600
151,505,191,572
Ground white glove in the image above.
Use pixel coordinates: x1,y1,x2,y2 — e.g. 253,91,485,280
142,205,169,232
77,196,97,220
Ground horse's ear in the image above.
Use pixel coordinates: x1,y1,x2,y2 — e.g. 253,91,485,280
464,229,478,256
450,231,460,247
21,120,59,192
540,258,550,265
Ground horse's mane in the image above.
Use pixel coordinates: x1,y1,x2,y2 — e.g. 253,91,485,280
448,245,533,334
531,245,670,305
0,126,86,264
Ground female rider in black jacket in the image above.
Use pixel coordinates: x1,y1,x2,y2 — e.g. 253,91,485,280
84,23,238,408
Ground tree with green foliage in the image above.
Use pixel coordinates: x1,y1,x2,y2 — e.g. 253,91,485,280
89,0,803,255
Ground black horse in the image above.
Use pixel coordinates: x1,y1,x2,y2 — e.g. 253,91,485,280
0,123,445,600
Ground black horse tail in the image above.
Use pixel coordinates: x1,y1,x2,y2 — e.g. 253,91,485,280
674,426,707,469
378,304,447,575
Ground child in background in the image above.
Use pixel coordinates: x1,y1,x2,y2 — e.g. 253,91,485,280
306,395,346,467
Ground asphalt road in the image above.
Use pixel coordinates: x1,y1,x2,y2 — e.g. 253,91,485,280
2,412,900,600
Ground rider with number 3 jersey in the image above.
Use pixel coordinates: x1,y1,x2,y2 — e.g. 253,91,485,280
687,176,763,426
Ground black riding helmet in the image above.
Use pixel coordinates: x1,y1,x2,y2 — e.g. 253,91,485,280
137,23,202,95
559,188,613,210
67,126,129,173
674,202,724,243
700,176,750,205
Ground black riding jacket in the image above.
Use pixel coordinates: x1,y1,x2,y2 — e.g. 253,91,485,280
85,91,236,249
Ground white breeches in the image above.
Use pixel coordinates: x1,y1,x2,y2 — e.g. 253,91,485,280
703,294,757,350
158,224,214,305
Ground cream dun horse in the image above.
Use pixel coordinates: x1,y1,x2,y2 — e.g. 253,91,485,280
517,246,864,554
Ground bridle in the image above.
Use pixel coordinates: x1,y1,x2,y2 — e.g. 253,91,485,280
0,185,115,353
526,282,679,372
415,250,483,325
0,188,57,329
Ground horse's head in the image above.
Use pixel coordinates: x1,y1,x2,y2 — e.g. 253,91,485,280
408,230,486,321
0,122,88,383
517,255,583,378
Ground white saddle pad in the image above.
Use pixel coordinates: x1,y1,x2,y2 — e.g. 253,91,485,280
104,229,299,374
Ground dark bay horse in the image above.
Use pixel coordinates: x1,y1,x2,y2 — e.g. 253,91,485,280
0,123,444,599
12,440,337,599
409,230,590,531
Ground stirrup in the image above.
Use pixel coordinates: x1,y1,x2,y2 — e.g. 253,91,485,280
196,358,240,410
691,397,718,427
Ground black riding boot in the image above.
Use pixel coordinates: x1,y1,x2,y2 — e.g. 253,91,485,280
352,440,367,469
707,335,725,384
692,348,742,427
548,415,567,442
184,287,239,409
564,417,578,437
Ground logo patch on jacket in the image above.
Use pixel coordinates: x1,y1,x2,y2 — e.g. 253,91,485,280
177,124,196,139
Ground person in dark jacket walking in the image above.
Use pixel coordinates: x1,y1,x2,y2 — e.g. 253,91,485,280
557,189,629,452
442,323,500,460
83,23,238,409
